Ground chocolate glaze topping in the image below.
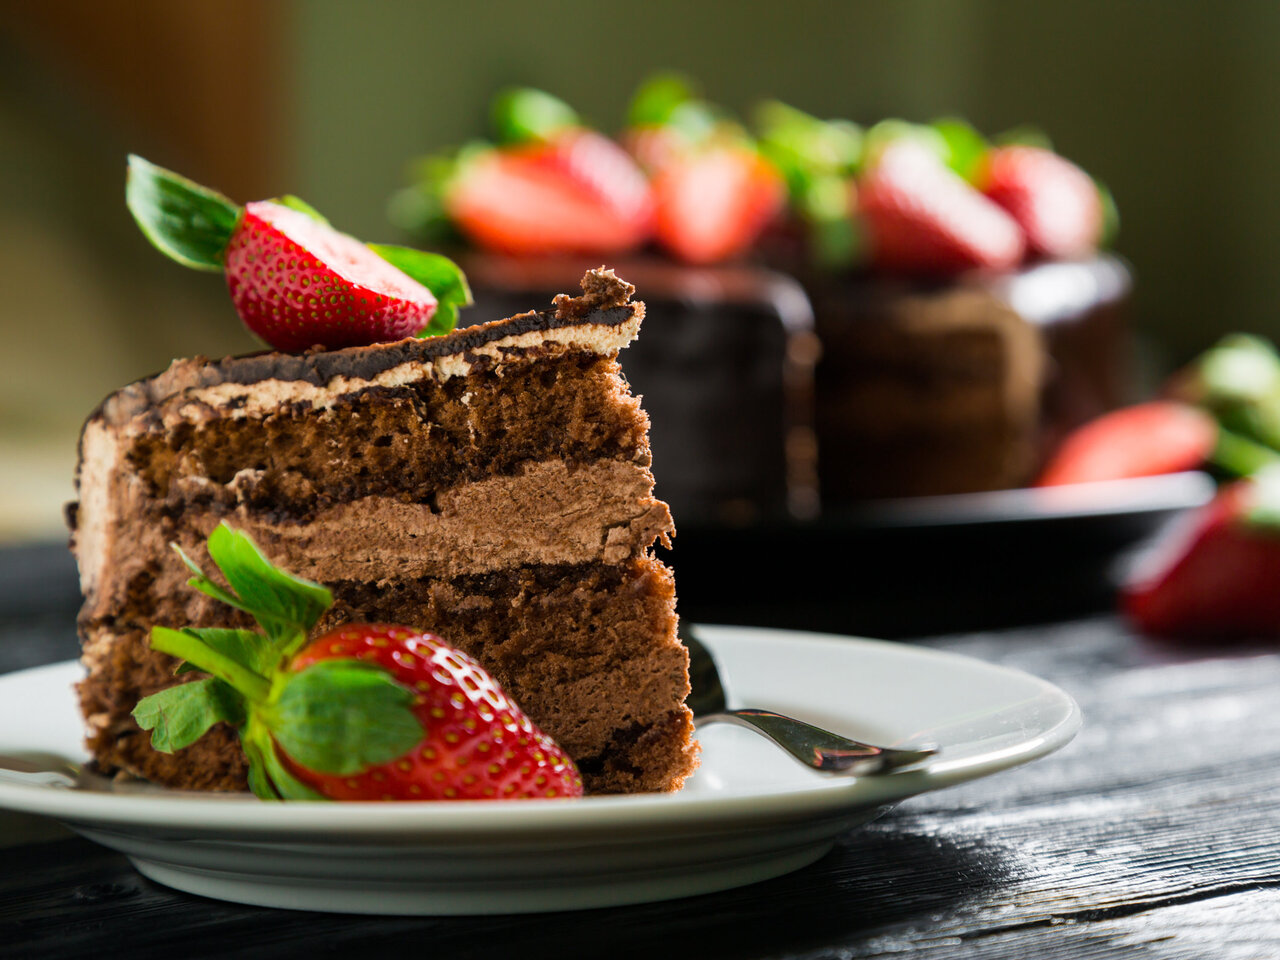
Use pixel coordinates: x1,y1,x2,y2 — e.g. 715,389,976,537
93,268,637,428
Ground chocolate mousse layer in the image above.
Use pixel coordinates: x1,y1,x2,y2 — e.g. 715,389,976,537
69,269,698,796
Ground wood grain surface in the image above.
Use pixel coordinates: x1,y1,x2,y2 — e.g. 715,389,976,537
1,546,1277,959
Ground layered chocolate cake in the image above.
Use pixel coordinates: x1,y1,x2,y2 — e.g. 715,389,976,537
810,255,1131,501
68,268,698,795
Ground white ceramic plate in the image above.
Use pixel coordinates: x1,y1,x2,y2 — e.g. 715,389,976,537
0,626,1080,915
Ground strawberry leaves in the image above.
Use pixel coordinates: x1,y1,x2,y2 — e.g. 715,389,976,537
367,244,472,337
491,87,579,144
132,523,425,801
125,154,241,271
134,677,245,752
198,523,331,650
266,661,423,775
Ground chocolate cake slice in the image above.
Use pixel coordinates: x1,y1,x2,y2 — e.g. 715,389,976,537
68,268,698,795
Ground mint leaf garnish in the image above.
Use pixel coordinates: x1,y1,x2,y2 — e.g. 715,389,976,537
125,155,241,271
491,87,579,144
268,661,423,776
368,244,471,336
133,678,245,752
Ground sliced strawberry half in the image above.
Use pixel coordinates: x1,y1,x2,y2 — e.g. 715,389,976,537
651,145,785,264
447,130,654,256
125,155,470,351
858,140,1025,275
1036,402,1217,487
224,201,438,351
981,145,1103,259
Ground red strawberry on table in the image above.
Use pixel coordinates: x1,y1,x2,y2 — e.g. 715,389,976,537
981,145,1103,259
446,129,654,257
132,524,582,801
126,155,471,351
858,140,1025,275
1036,402,1218,486
651,145,785,264
1123,473,1280,639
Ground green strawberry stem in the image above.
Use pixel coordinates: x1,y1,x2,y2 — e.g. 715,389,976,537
491,87,579,144
1212,425,1280,478
151,626,271,702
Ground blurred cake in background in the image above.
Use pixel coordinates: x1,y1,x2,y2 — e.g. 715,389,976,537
390,77,1130,519
753,100,1130,501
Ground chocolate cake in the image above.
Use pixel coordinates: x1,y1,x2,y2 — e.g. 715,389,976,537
68,268,698,796
810,255,1131,501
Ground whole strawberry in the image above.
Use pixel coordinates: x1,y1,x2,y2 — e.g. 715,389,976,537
132,524,582,801
650,144,786,265
1123,472,1280,640
447,130,654,257
622,73,786,265
126,155,471,351
980,145,1103,259
859,140,1025,275
1036,402,1218,486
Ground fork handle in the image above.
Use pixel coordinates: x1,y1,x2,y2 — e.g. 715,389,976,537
694,708,937,775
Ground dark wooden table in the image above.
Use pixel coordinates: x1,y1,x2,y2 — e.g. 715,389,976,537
2,542,1279,960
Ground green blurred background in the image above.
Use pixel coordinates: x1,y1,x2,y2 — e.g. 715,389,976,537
0,0,1273,540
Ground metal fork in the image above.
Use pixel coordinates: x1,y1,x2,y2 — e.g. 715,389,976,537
684,629,938,776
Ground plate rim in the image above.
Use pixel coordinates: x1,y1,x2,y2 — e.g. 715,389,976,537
0,625,1082,839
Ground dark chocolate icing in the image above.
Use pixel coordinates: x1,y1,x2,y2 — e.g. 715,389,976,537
93,268,638,428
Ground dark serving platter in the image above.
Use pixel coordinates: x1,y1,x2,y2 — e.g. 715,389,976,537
666,471,1216,637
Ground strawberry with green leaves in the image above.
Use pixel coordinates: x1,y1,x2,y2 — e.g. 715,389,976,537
858,139,1025,275
625,74,786,265
401,88,654,258
979,145,1104,259
133,524,583,801
126,156,471,352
